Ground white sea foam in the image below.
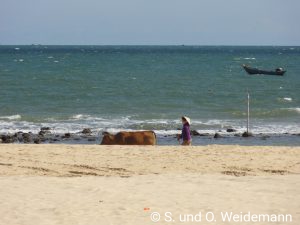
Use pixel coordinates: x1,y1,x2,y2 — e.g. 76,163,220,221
0,115,21,120
278,97,293,102
19,59,24,62
1,116,299,135
70,114,130,123
244,57,256,60
285,108,300,114
71,114,85,119
283,97,292,102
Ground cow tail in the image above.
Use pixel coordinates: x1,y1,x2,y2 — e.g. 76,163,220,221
152,131,156,138
152,131,157,144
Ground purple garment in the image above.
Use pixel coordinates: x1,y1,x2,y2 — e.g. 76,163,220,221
181,123,191,141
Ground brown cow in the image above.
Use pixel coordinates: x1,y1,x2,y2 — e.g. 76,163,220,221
101,131,156,145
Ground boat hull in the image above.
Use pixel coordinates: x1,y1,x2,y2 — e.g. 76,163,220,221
243,65,286,76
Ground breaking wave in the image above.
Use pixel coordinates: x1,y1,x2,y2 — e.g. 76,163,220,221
0,114,299,135
0,115,21,120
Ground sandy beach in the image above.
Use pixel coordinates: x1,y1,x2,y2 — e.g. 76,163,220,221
0,144,299,225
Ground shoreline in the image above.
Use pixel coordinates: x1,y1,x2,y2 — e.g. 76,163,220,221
1,130,300,146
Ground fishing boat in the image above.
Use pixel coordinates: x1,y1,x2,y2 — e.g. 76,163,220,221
242,64,286,76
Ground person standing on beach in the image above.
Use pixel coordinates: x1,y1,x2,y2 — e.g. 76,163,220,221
177,116,192,146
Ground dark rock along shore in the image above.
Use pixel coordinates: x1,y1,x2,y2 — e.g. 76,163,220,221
0,128,96,144
0,127,299,145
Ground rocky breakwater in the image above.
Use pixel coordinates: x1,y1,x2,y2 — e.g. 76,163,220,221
0,128,98,144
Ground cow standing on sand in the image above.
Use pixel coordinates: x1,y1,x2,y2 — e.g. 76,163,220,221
101,131,156,145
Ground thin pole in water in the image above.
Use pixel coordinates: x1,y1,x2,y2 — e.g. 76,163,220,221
247,91,250,134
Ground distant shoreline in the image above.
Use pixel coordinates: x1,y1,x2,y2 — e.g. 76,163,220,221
1,44,300,47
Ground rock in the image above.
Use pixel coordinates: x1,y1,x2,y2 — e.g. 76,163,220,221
41,127,51,131
34,138,41,144
39,131,46,136
1,135,16,143
226,128,237,133
38,134,47,140
234,134,241,137
200,133,210,136
82,128,92,134
22,133,32,143
14,132,24,142
88,138,96,141
190,130,210,136
63,133,71,138
39,130,51,136
9,135,17,143
214,133,222,138
242,132,253,137
191,130,200,136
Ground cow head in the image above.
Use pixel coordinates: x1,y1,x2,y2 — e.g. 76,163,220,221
101,132,115,145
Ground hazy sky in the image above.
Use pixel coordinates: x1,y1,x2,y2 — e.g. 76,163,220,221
1,0,299,45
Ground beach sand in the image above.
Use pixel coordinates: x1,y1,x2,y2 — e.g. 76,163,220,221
0,144,299,225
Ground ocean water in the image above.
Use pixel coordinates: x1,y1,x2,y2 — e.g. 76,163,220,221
0,45,299,144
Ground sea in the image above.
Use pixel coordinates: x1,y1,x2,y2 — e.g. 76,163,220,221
0,45,299,145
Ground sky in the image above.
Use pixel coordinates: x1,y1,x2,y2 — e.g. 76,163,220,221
0,0,299,45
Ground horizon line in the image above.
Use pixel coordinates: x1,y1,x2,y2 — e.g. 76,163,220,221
0,44,299,47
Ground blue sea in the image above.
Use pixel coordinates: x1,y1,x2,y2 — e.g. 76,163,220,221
0,45,299,145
